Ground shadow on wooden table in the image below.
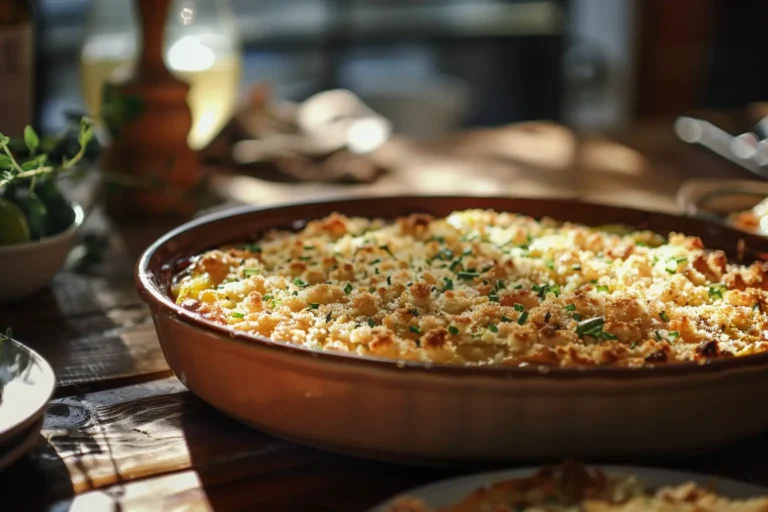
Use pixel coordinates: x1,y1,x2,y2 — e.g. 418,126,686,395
178,397,459,511
1,436,75,510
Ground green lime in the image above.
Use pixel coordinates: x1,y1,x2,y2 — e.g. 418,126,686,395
0,198,31,245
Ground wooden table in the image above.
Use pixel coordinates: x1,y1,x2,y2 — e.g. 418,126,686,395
3,121,768,511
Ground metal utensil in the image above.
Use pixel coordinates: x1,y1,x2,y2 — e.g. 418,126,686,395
674,116,768,179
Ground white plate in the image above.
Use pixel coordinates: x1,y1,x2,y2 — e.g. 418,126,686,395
0,336,56,446
368,466,768,511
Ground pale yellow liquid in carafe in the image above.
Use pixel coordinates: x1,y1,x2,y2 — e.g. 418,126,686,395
79,54,241,151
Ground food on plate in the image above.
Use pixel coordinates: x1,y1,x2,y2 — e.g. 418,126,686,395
386,461,768,512
171,209,768,367
731,197,768,234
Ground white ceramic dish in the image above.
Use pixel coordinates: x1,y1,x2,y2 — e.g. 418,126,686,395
0,336,56,446
0,202,84,302
368,465,768,511
676,178,768,224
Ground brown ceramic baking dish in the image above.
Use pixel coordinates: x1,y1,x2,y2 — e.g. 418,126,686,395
136,196,768,465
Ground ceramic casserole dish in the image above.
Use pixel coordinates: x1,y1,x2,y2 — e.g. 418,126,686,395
136,196,768,465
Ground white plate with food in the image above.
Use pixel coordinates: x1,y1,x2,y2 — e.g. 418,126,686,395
369,461,768,511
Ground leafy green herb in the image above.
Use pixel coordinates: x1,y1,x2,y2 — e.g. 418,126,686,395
23,126,39,155
443,277,454,291
545,259,554,270
501,315,512,323
367,318,375,327
565,303,576,312
371,258,381,264
462,247,472,256
517,311,529,325
231,312,245,319
513,303,525,312
571,264,582,271
448,325,460,335
667,331,680,341
457,271,479,279
326,312,333,322
409,325,421,334
629,341,637,349
293,278,309,288
659,311,670,322
488,292,499,303
495,280,505,291
573,313,582,321
243,268,259,276
596,285,609,293
245,244,262,253
386,275,392,286
487,324,499,333
344,283,353,294
308,303,320,309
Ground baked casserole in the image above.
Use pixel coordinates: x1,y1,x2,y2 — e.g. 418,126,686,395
171,209,768,367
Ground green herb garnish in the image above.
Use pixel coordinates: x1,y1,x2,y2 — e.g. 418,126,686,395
293,278,309,288
443,277,454,291
448,325,460,335
513,303,525,312
243,268,259,276
517,311,529,325
409,325,421,334
708,284,726,300
565,303,576,312
457,271,479,279
231,312,245,319
344,283,353,295
596,285,609,293
308,303,320,309
380,245,395,259
575,316,615,340
488,292,499,303
487,324,499,333
659,311,670,322
367,318,375,327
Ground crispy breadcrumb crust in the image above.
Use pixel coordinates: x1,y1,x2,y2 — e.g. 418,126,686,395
171,209,768,367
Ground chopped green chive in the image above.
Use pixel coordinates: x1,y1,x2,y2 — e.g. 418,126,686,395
629,341,637,349
448,325,460,335
245,244,262,253
231,312,245,319
655,330,662,341
487,324,499,333
367,318,375,327
571,264,582,271
243,268,260,276
575,316,615,340
545,260,554,270
293,278,309,288
371,258,381,264
488,292,500,303
462,248,472,256
708,284,726,300
409,325,421,334
386,276,392,285
517,311,529,325
513,303,525,312
667,331,680,341
326,312,333,322
596,285,609,293
495,280,505,291
308,303,320,309
659,311,670,322
380,245,395,258
443,277,454,291
457,271,480,279
565,303,576,312
573,313,582,321
344,283,353,295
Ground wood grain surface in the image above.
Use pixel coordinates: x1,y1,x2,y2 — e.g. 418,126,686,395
2,121,766,511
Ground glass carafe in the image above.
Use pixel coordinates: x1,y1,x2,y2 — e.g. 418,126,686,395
79,0,242,150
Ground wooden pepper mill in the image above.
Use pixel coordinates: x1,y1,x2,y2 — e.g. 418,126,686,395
101,0,202,219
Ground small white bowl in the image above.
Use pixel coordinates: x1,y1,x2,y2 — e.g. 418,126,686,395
0,203,84,302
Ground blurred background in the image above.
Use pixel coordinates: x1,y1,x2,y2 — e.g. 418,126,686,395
13,0,768,140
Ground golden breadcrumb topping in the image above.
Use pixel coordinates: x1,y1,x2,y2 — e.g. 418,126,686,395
387,461,768,512
171,209,768,367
